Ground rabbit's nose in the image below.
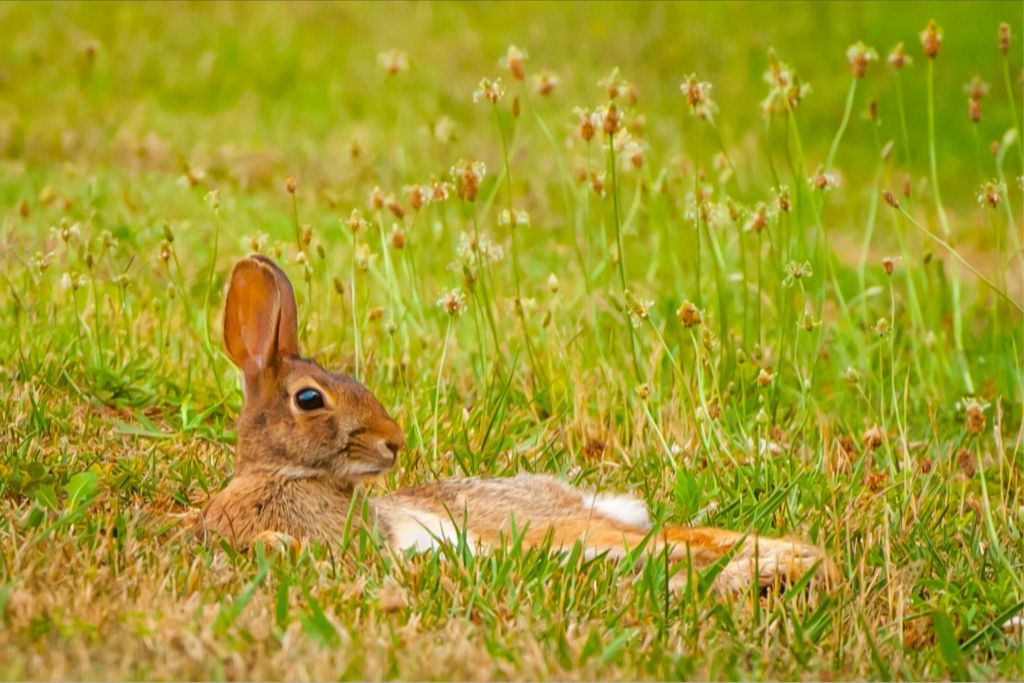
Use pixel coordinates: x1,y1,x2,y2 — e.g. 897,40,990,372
379,437,402,465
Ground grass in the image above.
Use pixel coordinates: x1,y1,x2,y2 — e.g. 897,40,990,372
0,1,1023,679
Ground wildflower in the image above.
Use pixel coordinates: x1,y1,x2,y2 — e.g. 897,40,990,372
158,240,172,263
624,290,652,328
862,426,885,450
473,77,505,104
921,20,942,59
680,74,716,119
177,165,205,188
574,107,598,142
887,42,912,70
52,220,81,243
284,176,297,194
999,22,1011,55
385,194,404,219
964,398,987,435
783,260,813,286
873,318,889,337
432,116,456,144
619,134,646,170
246,232,269,252
533,70,559,96
744,203,769,233
756,367,773,387
882,256,901,275
808,166,839,191
883,190,899,208
437,288,466,316
966,75,990,102
406,184,428,211
500,45,527,81
761,50,810,118
547,273,560,293
846,41,878,79
774,186,792,213
450,160,486,202
60,272,85,292
969,98,982,123
956,448,976,478
347,209,367,233
368,186,386,210
33,251,52,273
378,48,408,75
598,68,637,103
390,226,406,249
456,231,504,265
354,242,375,271
589,172,606,197
801,311,820,331
514,209,530,228
842,366,860,384
676,300,702,327
634,383,650,401
977,181,1004,209
430,180,452,203
596,103,622,136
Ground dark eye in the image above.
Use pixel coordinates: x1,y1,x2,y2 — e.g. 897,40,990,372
295,388,325,411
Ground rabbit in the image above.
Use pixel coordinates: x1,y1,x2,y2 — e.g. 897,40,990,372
202,255,836,593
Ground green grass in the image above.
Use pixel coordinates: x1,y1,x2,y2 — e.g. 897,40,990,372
1,1,1023,679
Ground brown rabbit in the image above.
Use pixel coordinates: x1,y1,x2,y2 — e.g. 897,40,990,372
202,255,835,593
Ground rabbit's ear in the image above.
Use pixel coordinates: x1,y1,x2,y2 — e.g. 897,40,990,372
223,257,283,383
248,254,299,358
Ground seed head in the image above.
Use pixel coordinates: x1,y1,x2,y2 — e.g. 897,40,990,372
873,318,889,337
385,194,405,219
977,181,1004,209
406,184,428,211
390,226,406,249
597,103,622,136
676,300,702,327
887,42,912,70
862,426,885,450
774,186,792,212
354,242,375,271
624,290,652,328
533,70,559,96
589,172,606,197
761,50,810,118
680,74,717,119
966,75,990,102
783,260,813,286
846,41,878,79
634,383,650,401
744,203,769,233
969,98,982,123
882,256,901,275
377,48,408,75
964,398,987,435
284,176,297,194
450,160,486,202
547,273,560,293
430,180,453,203
456,231,504,265
883,189,899,208
808,166,839,192
920,20,942,59
500,45,527,81
756,367,773,387
999,22,1011,55
598,67,636,103
574,107,598,142
347,208,367,233
473,77,505,104
369,186,385,210
437,288,466,316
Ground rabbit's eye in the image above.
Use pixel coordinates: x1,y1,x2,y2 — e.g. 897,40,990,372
295,388,325,411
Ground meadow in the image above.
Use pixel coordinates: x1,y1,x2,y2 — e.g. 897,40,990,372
0,1,1022,679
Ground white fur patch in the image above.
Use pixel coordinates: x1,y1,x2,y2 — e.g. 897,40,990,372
274,465,321,480
581,493,651,529
388,511,474,552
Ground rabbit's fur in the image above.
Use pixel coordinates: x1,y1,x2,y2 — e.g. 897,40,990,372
203,255,835,593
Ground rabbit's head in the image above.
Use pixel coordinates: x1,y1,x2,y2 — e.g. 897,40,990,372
223,254,405,484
